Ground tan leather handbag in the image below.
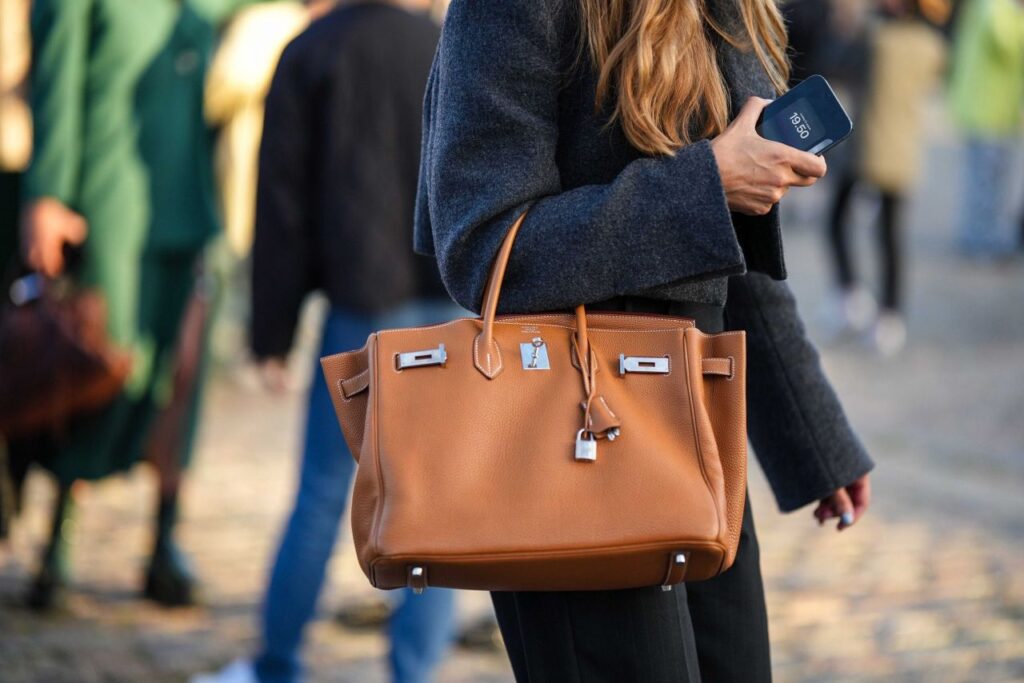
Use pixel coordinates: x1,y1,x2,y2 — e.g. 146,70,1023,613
321,211,747,593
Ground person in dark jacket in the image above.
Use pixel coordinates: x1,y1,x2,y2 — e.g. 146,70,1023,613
416,0,875,680
192,3,460,683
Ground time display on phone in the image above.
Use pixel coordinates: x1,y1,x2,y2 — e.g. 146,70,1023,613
759,97,826,152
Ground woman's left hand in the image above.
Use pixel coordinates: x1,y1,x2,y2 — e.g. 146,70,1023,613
814,475,871,531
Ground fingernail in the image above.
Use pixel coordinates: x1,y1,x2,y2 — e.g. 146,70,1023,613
840,511,854,526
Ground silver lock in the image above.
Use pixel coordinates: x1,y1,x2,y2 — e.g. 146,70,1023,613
575,429,597,462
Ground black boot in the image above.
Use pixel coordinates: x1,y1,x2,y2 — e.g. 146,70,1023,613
27,484,73,611
143,492,200,607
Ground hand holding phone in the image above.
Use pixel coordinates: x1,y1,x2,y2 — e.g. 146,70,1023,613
755,74,853,155
711,97,828,216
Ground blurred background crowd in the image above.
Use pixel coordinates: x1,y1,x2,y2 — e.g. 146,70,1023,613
0,0,1021,682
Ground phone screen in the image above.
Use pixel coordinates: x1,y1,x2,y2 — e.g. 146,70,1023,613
758,97,827,152
755,75,852,155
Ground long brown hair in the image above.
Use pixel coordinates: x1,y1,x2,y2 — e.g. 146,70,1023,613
579,0,789,155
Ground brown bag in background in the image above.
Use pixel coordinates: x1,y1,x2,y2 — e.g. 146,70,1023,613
321,211,748,593
0,276,132,439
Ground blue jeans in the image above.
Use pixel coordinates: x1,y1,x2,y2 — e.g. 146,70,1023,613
254,301,462,683
958,136,1018,256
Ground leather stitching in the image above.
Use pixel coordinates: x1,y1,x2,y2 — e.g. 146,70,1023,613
700,357,734,378
370,338,386,560
683,340,723,542
473,333,504,378
372,313,697,338
369,539,727,562
340,368,369,399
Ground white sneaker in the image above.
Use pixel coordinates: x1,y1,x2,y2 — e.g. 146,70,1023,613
872,312,907,357
190,659,258,683
842,287,878,333
822,286,877,339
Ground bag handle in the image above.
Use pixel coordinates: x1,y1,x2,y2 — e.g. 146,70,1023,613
475,208,589,380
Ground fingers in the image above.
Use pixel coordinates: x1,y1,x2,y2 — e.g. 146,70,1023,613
814,488,857,531
814,475,872,534
735,96,773,129
20,200,89,277
831,487,856,530
40,241,65,278
783,145,828,179
813,500,835,525
848,475,872,518
63,211,88,246
787,172,819,188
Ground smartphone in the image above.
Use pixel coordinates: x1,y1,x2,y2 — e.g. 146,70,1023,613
755,74,853,155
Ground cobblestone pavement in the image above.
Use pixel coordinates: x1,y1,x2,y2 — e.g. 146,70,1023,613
2,130,1023,682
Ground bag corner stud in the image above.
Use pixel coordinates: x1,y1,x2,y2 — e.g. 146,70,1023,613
574,429,597,462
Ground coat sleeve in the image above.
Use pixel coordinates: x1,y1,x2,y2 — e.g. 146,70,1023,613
249,41,314,359
725,272,875,512
24,0,92,206
418,0,747,314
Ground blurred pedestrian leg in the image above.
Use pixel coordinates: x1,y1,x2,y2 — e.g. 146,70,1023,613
254,304,457,683
25,482,73,609
957,137,1018,257
144,271,216,606
824,0,946,355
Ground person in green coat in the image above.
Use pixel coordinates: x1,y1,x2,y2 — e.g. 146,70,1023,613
17,0,263,609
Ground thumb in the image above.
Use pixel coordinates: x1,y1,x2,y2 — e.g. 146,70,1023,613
734,96,773,129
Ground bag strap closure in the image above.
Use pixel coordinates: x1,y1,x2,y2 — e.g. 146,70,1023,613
475,208,590,380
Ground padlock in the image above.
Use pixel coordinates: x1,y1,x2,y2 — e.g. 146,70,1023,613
575,429,597,462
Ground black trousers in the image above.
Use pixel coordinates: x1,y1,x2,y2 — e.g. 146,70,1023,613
827,171,905,311
491,494,770,682
490,298,770,682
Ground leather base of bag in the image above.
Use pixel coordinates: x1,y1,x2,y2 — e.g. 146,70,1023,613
320,211,747,592
322,311,746,592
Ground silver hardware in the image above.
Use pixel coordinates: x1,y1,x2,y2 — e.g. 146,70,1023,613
575,429,597,462
411,566,425,595
9,273,44,306
619,354,670,376
662,553,686,591
520,337,550,370
606,428,620,442
661,585,673,592
396,344,447,370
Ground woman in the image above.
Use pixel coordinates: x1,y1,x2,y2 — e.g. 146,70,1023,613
16,0,258,609
415,0,874,679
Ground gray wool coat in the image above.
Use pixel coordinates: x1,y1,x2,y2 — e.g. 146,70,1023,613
413,0,874,513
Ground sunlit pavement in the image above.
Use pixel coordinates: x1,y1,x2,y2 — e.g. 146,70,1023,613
2,125,1023,682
